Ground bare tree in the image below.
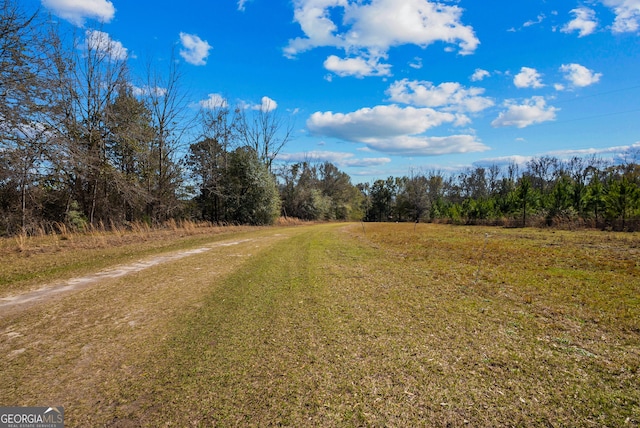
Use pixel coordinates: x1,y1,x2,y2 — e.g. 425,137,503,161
43,26,129,226
104,79,156,222
0,0,50,232
141,52,191,221
237,98,293,172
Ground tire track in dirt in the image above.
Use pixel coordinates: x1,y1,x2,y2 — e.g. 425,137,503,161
0,238,253,314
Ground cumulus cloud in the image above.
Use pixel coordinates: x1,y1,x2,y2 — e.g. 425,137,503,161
560,63,602,87
42,0,115,26
179,33,212,66
240,96,279,112
386,79,494,115
85,30,127,60
198,93,229,109
308,105,455,141
285,0,479,77
601,0,640,32
514,67,544,89
492,96,559,128
342,0,479,54
470,68,490,82
277,151,391,167
307,104,489,156
324,55,392,78
255,96,278,112
562,7,598,37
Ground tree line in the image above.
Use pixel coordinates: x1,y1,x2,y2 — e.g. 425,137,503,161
359,155,640,231
2,1,639,236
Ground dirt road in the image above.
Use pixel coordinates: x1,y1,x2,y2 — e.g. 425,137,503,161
0,239,253,315
0,228,300,426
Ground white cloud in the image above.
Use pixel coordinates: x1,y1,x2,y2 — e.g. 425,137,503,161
324,54,391,78
179,33,212,66
237,0,252,11
308,105,455,141
601,0,640,32
548,142,636,157
255,96,278,112
132,85,167,97
473,155,533,169
285,0,479,76
307,104,489,156
409,57,423,70
560,63,602,87
198,93,228,109
492,96,559,128
386,79,494,114
470,68,490,82
342,0,479,54
514,67,544,89
547,142,640,162
562,7,598,37
42,0,115,26
277,151,391,167
242,96,279,112
474,143,640,170
365,135,489,156
523,14,546,27
85,30,127,61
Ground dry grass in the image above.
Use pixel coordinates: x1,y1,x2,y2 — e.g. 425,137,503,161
1,223,638,426
275,216,314,226
0,222,255,296
0,226,298,426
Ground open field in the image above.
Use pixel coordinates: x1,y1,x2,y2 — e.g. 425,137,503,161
1,223,639,426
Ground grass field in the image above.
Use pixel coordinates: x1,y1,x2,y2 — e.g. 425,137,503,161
1,223,639,426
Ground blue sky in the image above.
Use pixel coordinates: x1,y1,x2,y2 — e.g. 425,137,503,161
30,0,640,182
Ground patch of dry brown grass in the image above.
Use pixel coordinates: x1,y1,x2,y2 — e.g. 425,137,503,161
275,216,314,226
0,222,255,296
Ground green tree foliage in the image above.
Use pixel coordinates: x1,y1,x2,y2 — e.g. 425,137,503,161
357,155,640,231
547,174,575,224
187,103,239,223
223,147,280,225
188,137,227,222
583,168,606,227
280,162,319,220
367,178,395,222
278,161,362,221
604,168,640,230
